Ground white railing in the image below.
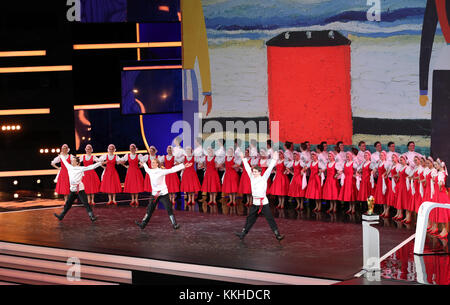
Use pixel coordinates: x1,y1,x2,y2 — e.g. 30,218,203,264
414,201,450,255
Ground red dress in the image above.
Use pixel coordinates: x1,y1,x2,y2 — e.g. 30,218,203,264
322,162,339,200
100,155,122,193
221,157,239,193
357,162,374,202
423,170,433,202
164,155,180,193
338,162,356,202
238,161,251,195
269,161,289,196
143,156,154,193
81,155,100,194
305,162,322,199
123,154,144,193
55,155,71,195
288,161,305,198
432,173,449,223
395,167,411,211
413,168,424,212
259,159,272,194
374,162,388,205
386,166,399,208
180,156,201,192
202,156,221,193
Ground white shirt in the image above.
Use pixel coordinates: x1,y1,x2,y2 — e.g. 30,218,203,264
98,154,120,162
402,151,423,168
142,163,185,196
60,155,103,192
356,150,366,166
371,151,382,164
51,154,75,166
242,157,276,205
172,146,185,163
284,149,294,162
120,153,144,162
318,152,328,169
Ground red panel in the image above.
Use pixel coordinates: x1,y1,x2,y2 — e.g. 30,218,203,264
267,45,352,144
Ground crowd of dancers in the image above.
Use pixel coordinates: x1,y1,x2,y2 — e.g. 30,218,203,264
51,138,449,239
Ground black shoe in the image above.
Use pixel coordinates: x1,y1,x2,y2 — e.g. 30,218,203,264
88,213,98,222
169,215,180,230
235,229,247,240
274,230,285,241
135,220,146,230
54,213,63,221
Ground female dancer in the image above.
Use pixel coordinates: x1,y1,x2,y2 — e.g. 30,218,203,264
180,147,201,206
222,147,240,207
423,157,437,233
135,159,192,230
161,146,181,206
201,147,221,206
394,155,414,223
143,146,158,194
432,160,449,239
270,150,290,209
305,152,323,212
121,144,144,207
389,154,402,220
51,144,74,202
411,156,424,216
374,151,391,218
356,151,375,204
287,151,307,211
99,144,123,205
80,144,101,206
239,148,253,207
338,152,358,214
322,152,340,213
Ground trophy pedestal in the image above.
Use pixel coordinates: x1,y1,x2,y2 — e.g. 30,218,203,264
362,214,379,222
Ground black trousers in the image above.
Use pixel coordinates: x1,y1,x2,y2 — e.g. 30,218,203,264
61,190,93,216
146,193,174,218
244,204,278,233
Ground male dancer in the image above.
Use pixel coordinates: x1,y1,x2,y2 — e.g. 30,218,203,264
54,154,104,222
235,151,285,241
135,157,192,230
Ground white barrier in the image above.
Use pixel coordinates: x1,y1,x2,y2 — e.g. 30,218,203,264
414,201,450,255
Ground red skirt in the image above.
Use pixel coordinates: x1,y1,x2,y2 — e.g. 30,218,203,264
288,174,305,198
374,178,387,205
386,179,397,207
322,176,339,200
357,179,374,202
339,178,357,202
123,166,144,193
180,169,201,193
202,169,221,192
100,168,122,193
433,187,450,223
222,170,239,193
82,170,100,194
238,170,251,194
269,173,289,196
166,172,180,193
305,174,322,200
144,174,152,193
55,169,71,195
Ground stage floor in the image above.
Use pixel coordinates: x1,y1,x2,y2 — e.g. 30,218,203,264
0,201,416,282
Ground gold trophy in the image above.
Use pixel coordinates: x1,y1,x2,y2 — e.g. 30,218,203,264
366,195,375,216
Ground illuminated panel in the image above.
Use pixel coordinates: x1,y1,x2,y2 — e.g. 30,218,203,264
0,66,72,74
74,104,120,110
0,169,59,177
123,65,182,71
73,42,181,50
0,108,50,115
0,50,46,57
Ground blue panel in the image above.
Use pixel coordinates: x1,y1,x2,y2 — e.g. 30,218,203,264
142,113,183,153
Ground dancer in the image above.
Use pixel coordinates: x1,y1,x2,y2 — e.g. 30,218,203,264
180,147,202,207
80,144,101,206
135,159,192,230
54,154,104,222
235,151,284,241
424,157,438,233
374,151,391,218
356,151,375,205
120,144,144,207
270,150,290,209
432,160,449,239
305,152,323,212
143,146,158,194
221,147,240,207
201,147,221,206
163,146,181,206
238,148,253,207
287,151,306,211
99,144,122,205
51,144,74,202
322,152,340,214
338,152,358,214
390,154,402,220
395,156,414,223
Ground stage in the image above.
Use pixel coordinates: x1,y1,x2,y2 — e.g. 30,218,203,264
2,197,442,285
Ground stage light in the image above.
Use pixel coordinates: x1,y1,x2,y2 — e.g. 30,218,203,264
88,138,91,141
82,137,86,140
16,125,21,130
11,126,16,130
161,93,168,100
133,89,139,94
51,149,55,153
6,126,10,130
56,149,60,153
44,149,49,153
13,180,18,185
37,193,42,197
36,179,41,184
14,193,19,199
1,126,5,131
54,192,58,196
40,149,44,153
